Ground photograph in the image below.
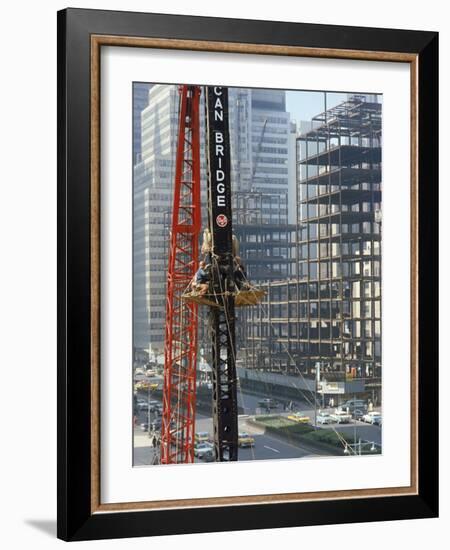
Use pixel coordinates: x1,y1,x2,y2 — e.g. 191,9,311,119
132,83,383,467
55,7,438,540
0,1,443,547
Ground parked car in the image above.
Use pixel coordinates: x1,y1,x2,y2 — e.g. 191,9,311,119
140,422,149,432
362,412,382,425
338,399,368,414
201,449,216,462
352,408,366,421
316,412,333,425
287,412,311,424
238,433,255,447
195,431,210,443
194,442,214,458
137,401,148,411
330,410,352,424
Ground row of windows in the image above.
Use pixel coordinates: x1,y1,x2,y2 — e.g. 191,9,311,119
299,241,381,259
253,115,289,124
297,260,381,279
260,280,381,301
298,221,381,239
252,146,288,155
252,177,288,185
243,338,381,361
255,166,288,175
245,321,381,343
265,299,381,320
299,202,381,218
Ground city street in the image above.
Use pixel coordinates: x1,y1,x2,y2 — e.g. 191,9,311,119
133,389,381,466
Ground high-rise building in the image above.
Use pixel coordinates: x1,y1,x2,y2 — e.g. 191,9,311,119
133,85,292,354
133,85,180,352
133,83,152,164
242,96,382,404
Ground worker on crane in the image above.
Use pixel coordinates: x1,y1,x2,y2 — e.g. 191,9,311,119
192,260,210,296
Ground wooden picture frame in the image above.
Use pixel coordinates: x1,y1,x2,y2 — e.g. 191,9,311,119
57,8,438,541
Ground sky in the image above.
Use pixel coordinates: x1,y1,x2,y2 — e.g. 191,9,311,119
286,90,348,126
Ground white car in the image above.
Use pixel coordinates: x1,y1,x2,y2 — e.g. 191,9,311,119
316,412,333,425
362,412,382,425
330,410,352,424
194,442,214,458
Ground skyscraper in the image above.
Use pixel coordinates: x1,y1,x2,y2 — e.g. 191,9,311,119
243,95,382,405
133,83,152,164
133,85,292,354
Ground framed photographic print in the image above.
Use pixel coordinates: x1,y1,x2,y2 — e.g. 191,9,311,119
57,8,438,541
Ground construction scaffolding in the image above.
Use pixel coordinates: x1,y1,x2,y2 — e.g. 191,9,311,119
242,96,382,404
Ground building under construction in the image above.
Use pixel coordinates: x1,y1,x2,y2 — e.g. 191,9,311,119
240,96,382,405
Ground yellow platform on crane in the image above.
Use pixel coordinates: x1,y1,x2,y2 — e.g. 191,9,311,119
235,288,265,307
182,287,265,308
182,292,221,308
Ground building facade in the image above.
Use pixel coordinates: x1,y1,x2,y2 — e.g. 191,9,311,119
133,83,152,164
242,96,382,403
133,85,292,354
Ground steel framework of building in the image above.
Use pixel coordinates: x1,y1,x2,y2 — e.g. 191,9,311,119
161,85,201,464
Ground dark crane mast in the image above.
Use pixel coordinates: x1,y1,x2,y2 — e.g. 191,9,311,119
205,87,239,461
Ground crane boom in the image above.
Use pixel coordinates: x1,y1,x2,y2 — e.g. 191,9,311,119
161,85,201,464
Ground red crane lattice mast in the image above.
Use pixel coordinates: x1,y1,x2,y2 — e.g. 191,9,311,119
161,85,202,464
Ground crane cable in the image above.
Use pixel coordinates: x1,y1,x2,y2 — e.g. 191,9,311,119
210,256,257,461
186,287,256,461
231,258,358,455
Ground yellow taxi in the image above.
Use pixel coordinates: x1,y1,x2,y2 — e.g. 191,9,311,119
238,432,255,448
195,431,210,443
287,412,311,424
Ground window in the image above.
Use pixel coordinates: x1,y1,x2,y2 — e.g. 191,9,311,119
363,281,372,298
363,301,372,318
320,302,330,317
362,241,371,255
362,221,371,233
320,243,329,258
374,281,381,297
374,300,381,318
363,261,372,276
309,283,318,299
332,262,341,277
309,262,318,279
320,262,329,278
375,320,381,337
320,282,330,298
